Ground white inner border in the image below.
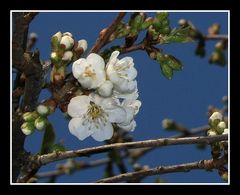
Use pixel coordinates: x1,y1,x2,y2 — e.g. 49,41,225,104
10,10,230,185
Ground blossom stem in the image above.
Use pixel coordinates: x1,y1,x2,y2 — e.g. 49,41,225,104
96,157,227,183
90,12,126,53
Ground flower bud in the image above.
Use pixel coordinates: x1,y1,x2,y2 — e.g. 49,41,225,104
34,116,48,131
22,111,39,122
208,23,220,35
36,104,49,116
62,51,73,62
162,119,176,130
77,39,88,52
178,19,188,27
221,171,228,182
223,128,228,135
216,121,226,134
208,112,223,128
62,32,73,37
21,122,35,135
51,31,62,51
97,80,113,97
60,35,74,50
207,129,217,136
51,52,61,64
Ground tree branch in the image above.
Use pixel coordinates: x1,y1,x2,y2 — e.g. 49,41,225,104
90,12,126,53
34,135,227,167
204,34,228,41
35,125,210,179
96,157,227,183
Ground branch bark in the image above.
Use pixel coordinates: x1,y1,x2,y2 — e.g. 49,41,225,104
34,135,227,167
96,157,227,183
12,12,42,182
90,12,126,53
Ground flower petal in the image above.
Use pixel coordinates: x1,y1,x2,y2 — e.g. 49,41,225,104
87,53,105,69
91,121,113,142
118,120,136,132
68,118,93,140
72,58,87,79
67,95,90,117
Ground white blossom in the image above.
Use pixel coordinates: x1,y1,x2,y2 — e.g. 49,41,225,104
223,128,228,135
67,93,126,141
97,80,113,97
117,98,141,132
52,31,62,42
106,51,137,93
62,51,73,62
209,112,223,122
72,53,106,89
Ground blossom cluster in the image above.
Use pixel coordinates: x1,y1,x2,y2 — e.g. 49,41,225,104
67,50,141,142
208,111,228,136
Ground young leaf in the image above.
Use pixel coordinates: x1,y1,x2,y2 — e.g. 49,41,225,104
165,55,183,71
163,26,192,43
50,143,65,152
160,63,173,79
40,123,55,154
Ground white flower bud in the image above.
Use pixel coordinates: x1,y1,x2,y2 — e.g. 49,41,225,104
77,39,88,52
207,129,217,136
21,122,35,135
36,105,49,116
34,116,48,131
22,111,39,122
62,51,73,62
223,128,228,135
162,119,175,129
29,32,38,40
60,35,74,50
63,32,73,37
209,112,223,127
52,31,62,42
97,80,113,97
216,121,226,134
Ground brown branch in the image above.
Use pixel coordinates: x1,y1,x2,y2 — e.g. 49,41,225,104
12,12,40,183
96,157,227,183
129,125,210,161
36,157,113,179
35,125,210,179
204,34,228,41
90,12,126,53
34,135,227,168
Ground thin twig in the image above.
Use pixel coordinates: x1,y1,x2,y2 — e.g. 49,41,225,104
90,12,126,53
96,157,227,183
36,157,112,179
204,34,228,41
35,135,227,167
35,125,210,179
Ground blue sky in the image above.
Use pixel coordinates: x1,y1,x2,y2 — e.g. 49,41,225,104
21,12,228,183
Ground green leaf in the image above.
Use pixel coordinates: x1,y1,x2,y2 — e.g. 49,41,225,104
163,26,193,43
50,143,65,152
40,123,55,154
156,12,169,21
160,63,173,79
165,55,183,71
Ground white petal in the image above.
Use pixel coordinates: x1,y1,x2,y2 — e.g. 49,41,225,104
67,96,90,118
106,106,126,123
114,80,137,94
88,69,106,89
68,118,93,140
72,58,87,79
89,93,104,105
122,107,135,124
109,51,120,63
123,99,142,115
118,120,136,132
91,121,113,142
127,66,137,81
113,88,139,100
97,80,113,97
87,53,105,69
